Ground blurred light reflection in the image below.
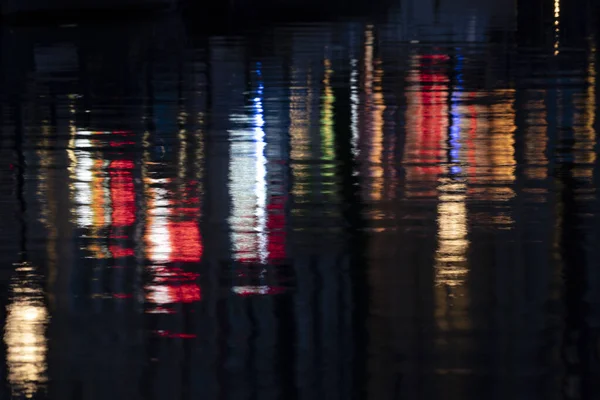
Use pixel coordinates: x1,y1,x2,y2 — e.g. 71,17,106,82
4,264,48,398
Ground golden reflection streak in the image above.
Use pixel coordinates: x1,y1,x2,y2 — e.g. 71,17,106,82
554,0,560,55
290,66,312,215
371,62,385,201
572,43,596,179
490,91,516,186
434,87,470,334
524,92,548,181
363,26,385,201
435,179,468,288
4,264,48,398
478,90,516,208
435,91,469,289
178,109,188,183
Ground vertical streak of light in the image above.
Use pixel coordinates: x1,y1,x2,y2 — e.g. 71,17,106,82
321,59,335,163
435,180,468,287
573,42,597,179
73,131,94,228
195,113,205,198
36,122,58,302
289,64,313,225
178,127,187,183
404,53,423,197
371,59,385,201
554,0,560,55
350,58,359,157
4,264,48,398
435,66,468,290
586,43,597,175
404,54,449,198
254,80,268,264
228,67,268,264
146,184,172,265
524,94,549,182
362,26,385,201
489,90,517,205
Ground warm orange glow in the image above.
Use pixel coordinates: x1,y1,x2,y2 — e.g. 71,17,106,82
109,160,135,227
4,265,48,398
168,220,203,263
573,44,596,179
524,93,548,181
362,26,386,201
435,179,469,287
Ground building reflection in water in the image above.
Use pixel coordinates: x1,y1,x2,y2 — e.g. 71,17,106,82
4,5,600,399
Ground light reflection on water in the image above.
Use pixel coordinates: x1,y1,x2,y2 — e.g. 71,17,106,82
4,264,48,399
0,1,599,398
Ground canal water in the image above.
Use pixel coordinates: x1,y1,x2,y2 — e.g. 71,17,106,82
0,1,599,398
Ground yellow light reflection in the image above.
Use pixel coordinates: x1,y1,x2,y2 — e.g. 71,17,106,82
4,264,48,398
435,179,469,287
290,66,313,203
362,27,386,201
321,59,335,163
490,92,516,188
573,43,596,179
474,90,516,205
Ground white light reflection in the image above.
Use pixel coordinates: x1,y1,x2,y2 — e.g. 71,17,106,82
146,183,172,264
228,71,268,264
253,83,268,265
73,131,94,227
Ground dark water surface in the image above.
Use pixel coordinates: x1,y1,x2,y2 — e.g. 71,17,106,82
1,1,600,398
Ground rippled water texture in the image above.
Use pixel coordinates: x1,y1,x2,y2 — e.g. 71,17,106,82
1,0,599,398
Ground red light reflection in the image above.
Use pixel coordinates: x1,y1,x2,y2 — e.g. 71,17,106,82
169,220,203,263
154,330,197,339
110,246,134,259
109,160,135,227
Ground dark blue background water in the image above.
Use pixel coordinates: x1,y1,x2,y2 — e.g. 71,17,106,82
0,0,599,398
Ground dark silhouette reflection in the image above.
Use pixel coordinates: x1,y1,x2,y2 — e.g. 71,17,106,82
0,1,599,399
